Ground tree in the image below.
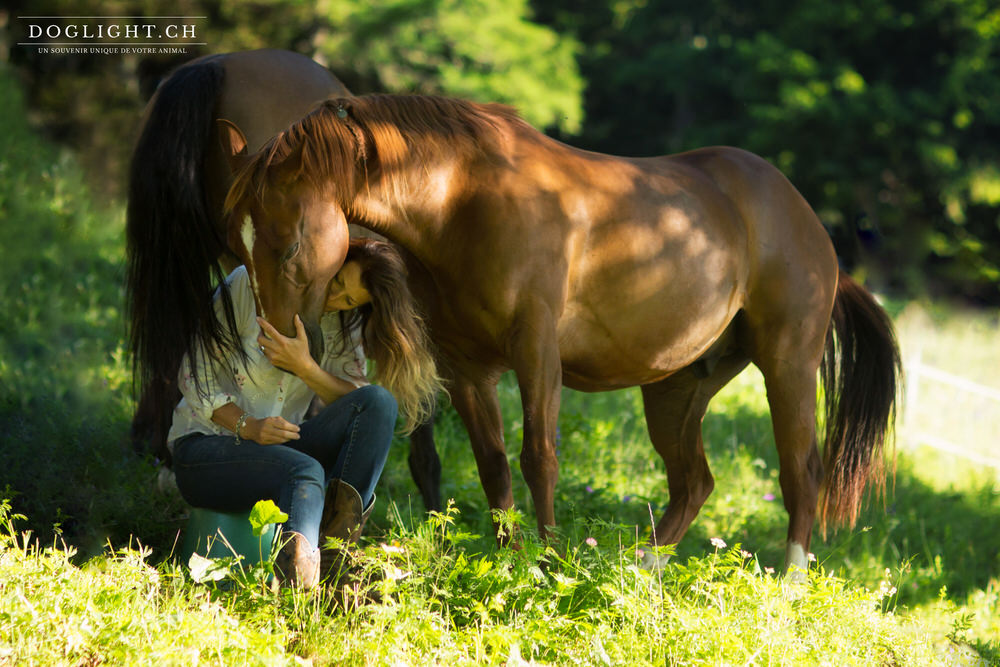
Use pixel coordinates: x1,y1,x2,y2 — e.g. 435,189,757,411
6,0,584,196
533,0,1000,302
305,0,583,133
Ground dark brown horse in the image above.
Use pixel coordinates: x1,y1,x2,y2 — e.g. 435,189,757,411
126,50,446,510
221,94,901,573
125,49,349,462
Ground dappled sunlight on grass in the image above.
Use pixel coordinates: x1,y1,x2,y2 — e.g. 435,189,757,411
1,498,979,665
377,324,1000,658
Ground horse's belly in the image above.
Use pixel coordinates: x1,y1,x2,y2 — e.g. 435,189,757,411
557,297,739,391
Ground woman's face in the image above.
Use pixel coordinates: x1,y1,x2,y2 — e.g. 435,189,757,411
325,260,371,312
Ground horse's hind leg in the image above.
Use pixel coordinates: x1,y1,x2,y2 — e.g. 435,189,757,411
408,410,442,512
747,313,830,576
641,353,750,561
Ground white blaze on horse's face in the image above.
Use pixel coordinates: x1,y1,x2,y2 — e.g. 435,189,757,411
240,214,256,262
240,213,264,317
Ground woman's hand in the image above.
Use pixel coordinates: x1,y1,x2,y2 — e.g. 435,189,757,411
257,314,316,377
244,415,300,445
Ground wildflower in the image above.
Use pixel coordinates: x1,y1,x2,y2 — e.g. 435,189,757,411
622,495,632,503
710,537,727,550
384,564,411,581
636,548,646,559
765,567,775,575
763,493,776,502
878,570,897,598
808,552,817,563
585,537,598,547
585,485,594,493
741,550,753,560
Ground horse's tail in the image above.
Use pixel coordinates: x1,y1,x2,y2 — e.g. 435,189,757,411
818,270,902,535
125,57,240,460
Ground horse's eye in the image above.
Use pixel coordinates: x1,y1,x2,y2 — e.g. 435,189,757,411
280,241,300,265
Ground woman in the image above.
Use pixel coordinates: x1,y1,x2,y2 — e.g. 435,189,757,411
167,239,442,589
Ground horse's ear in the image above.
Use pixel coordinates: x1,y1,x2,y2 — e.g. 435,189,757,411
217,119,249,174
272,143,304,186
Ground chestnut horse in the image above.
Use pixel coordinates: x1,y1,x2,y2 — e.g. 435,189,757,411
220,94,901,573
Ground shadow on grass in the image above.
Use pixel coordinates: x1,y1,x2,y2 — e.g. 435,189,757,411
379,390,999,610
821,462,1000,606
7,362,993,611
0,396,187,561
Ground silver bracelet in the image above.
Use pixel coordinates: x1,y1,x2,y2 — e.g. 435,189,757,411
234,413,249,444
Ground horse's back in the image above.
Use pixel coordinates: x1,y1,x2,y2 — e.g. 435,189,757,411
201,50,350,244
664,146,837,274
667,147,839,325
213,49,349,150
557,145,837,389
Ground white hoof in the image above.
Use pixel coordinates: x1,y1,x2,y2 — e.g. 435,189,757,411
783,541,810,582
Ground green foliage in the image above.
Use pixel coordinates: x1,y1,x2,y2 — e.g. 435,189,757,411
533,0,1000,302
305,0,584,133
0,501,293,664
0,66,126,408
0,63,185,555
248,499,289,537
205,0,584,131
1,497,987,664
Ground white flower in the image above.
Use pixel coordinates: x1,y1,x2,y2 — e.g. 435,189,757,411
383,564,411,581
380,542,405,555
710,537,727,550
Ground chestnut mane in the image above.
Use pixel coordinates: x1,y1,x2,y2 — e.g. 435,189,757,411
226,94,527,213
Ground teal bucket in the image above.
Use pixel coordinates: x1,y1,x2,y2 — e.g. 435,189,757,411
180,507,278,565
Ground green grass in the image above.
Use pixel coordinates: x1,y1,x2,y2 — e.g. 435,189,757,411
1,61,998,664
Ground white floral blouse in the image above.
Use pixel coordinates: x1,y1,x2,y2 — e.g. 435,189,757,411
166,266,367,451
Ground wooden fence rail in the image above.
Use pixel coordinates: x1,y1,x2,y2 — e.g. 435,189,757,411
902,353,1000,471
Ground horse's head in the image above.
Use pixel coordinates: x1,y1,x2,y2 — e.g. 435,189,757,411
218,120,349,360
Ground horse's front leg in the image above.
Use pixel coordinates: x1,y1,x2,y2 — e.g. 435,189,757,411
448,370,516,542
507,306,563,540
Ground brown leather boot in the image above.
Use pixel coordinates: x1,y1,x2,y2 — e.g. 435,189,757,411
319,480,373,582
273,531,320,590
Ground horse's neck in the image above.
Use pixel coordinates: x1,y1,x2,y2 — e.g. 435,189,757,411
351,154,470,252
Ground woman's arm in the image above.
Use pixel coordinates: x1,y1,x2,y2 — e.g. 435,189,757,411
210,401,301,445
257,315,360,405
174,266,256,425
177,268,304,446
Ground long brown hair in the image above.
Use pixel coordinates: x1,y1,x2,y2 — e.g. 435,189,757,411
334,239,444,432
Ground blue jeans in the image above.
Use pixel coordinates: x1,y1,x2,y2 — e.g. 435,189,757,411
173,385,397,549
